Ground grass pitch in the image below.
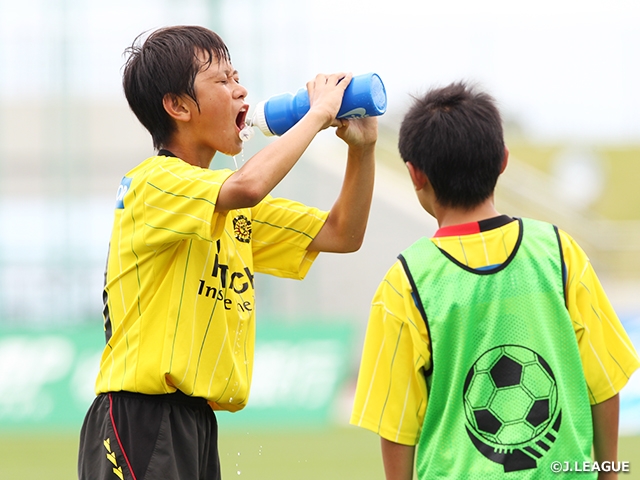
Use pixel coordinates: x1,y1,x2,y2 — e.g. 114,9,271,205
1,428,638,479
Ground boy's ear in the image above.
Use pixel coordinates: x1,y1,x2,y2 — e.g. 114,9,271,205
162,93,192,122
500,146,509,174
406,162,430,191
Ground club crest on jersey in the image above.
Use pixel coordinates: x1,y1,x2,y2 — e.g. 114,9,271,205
233,215,252,243
115,176,132,209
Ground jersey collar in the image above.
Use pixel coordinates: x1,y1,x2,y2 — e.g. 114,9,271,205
433,215,515,238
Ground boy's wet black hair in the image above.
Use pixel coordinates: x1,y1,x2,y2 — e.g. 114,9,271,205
398,82,505,209
122,25,231,149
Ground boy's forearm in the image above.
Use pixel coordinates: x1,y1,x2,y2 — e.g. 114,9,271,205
592,393,619,479
307,141,375,252
381,437,415,480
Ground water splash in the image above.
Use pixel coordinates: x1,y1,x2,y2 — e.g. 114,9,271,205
232,149,247,171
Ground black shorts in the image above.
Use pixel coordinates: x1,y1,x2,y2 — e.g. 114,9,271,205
78,391,220,480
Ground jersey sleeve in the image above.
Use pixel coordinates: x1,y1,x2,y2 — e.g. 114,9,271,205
350,261,431,445
141,160,234,246
249,195,328,279
560,229,640,404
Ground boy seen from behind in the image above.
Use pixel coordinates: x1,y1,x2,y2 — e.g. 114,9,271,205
350,82,638,480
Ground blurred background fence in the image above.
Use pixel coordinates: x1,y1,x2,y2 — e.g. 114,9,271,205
1,0,639,478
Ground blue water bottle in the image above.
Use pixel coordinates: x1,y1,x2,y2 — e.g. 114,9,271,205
251,72,387,136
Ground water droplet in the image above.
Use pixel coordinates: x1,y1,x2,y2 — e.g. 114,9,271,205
237,471,241,475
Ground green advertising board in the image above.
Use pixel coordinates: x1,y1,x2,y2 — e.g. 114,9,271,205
0,320,354,431
0,326,104,430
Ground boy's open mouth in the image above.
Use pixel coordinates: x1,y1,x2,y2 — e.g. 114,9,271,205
236,106,248,131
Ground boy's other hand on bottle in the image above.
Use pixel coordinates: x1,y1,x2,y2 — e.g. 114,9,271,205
336,115,378,149
306,72,352,130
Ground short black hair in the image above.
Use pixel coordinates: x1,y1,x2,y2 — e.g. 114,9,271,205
122,25,231,149
398,82,505,209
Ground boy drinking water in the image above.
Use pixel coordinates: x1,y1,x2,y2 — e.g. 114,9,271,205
78,25,377,480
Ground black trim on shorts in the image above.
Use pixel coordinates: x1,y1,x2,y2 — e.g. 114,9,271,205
109,389,208,407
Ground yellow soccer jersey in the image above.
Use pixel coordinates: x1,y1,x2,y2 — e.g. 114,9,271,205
97,154,328,411
350,216,640,446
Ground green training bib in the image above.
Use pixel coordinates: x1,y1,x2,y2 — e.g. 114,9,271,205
399,218,593,479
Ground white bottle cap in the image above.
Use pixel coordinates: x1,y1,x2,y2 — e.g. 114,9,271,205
252,101,275,136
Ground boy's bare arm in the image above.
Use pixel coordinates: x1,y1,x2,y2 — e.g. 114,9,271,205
307,115,377,253
592,393,619,479
216,73,351,212
381,438,415,480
